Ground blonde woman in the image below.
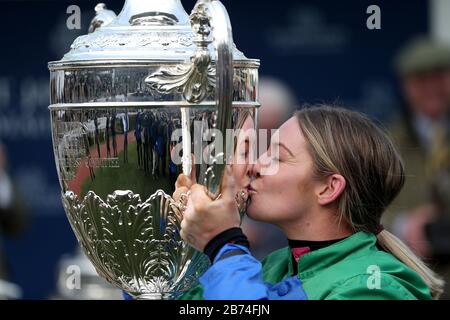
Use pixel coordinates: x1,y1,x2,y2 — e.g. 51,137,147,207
178,106,444,300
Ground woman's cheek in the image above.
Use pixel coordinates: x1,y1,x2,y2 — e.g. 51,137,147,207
247,192,276,222
233,164,247,188
247,197,265,220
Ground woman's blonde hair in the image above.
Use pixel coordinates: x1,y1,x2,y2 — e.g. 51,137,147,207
295,105,444,299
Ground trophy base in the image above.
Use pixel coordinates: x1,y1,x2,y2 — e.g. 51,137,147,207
136,293,173,300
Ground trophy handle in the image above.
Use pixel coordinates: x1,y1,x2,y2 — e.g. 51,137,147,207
88,3,117,33
145,0,235,199
192,0,234,199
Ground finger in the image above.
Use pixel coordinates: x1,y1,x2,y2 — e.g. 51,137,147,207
173,186,189,203
183,195,197,220
180,228,187,242
189,184,212,211
175,174,193,189
189,153,197,184
180,222,198,249
190,184,211,200
220,165,237,201
181,218,188,232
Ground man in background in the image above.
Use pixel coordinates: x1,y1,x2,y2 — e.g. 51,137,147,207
387,37,450,298
0,142,28,299
257,77,298,137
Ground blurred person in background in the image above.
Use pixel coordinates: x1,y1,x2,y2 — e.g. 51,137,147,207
0,142,28,299
257,77,298,134
387,37,450,298
241,77,298,260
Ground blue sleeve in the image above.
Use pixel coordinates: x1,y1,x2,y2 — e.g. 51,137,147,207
199,243,308,300
123,291,134,300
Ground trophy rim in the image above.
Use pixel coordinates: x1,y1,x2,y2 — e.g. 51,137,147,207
48,58,260,70
48,101,260,110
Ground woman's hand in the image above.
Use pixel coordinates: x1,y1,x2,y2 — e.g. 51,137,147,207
173,173,194,204
181,166,241,251
172,153,196,205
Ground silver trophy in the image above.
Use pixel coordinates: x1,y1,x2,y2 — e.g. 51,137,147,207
48,0,259,299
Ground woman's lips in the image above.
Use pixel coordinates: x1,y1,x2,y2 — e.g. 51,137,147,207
246,184,257,195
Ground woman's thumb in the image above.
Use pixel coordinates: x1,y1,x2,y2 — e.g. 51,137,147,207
220,165,236,201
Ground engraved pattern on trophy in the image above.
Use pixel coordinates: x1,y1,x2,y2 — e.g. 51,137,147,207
71,32,195,51
63,189,208,299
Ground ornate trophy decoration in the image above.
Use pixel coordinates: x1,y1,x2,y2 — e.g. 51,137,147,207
48,0,259,299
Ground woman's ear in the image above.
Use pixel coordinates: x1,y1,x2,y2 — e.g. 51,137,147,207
316,174,346,206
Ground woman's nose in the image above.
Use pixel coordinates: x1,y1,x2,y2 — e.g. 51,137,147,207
247,162,260,179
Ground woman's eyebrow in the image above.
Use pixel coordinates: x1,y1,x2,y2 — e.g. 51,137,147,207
274,142,294,157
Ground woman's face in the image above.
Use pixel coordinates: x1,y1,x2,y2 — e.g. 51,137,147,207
246,116,318,226
233,115,254,190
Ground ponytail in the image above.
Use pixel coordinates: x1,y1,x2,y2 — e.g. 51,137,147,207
377,229,444,299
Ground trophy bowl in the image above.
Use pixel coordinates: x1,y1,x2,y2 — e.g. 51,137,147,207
48,0,259,299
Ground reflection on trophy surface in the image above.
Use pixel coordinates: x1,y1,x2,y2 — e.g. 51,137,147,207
48,0,259,299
